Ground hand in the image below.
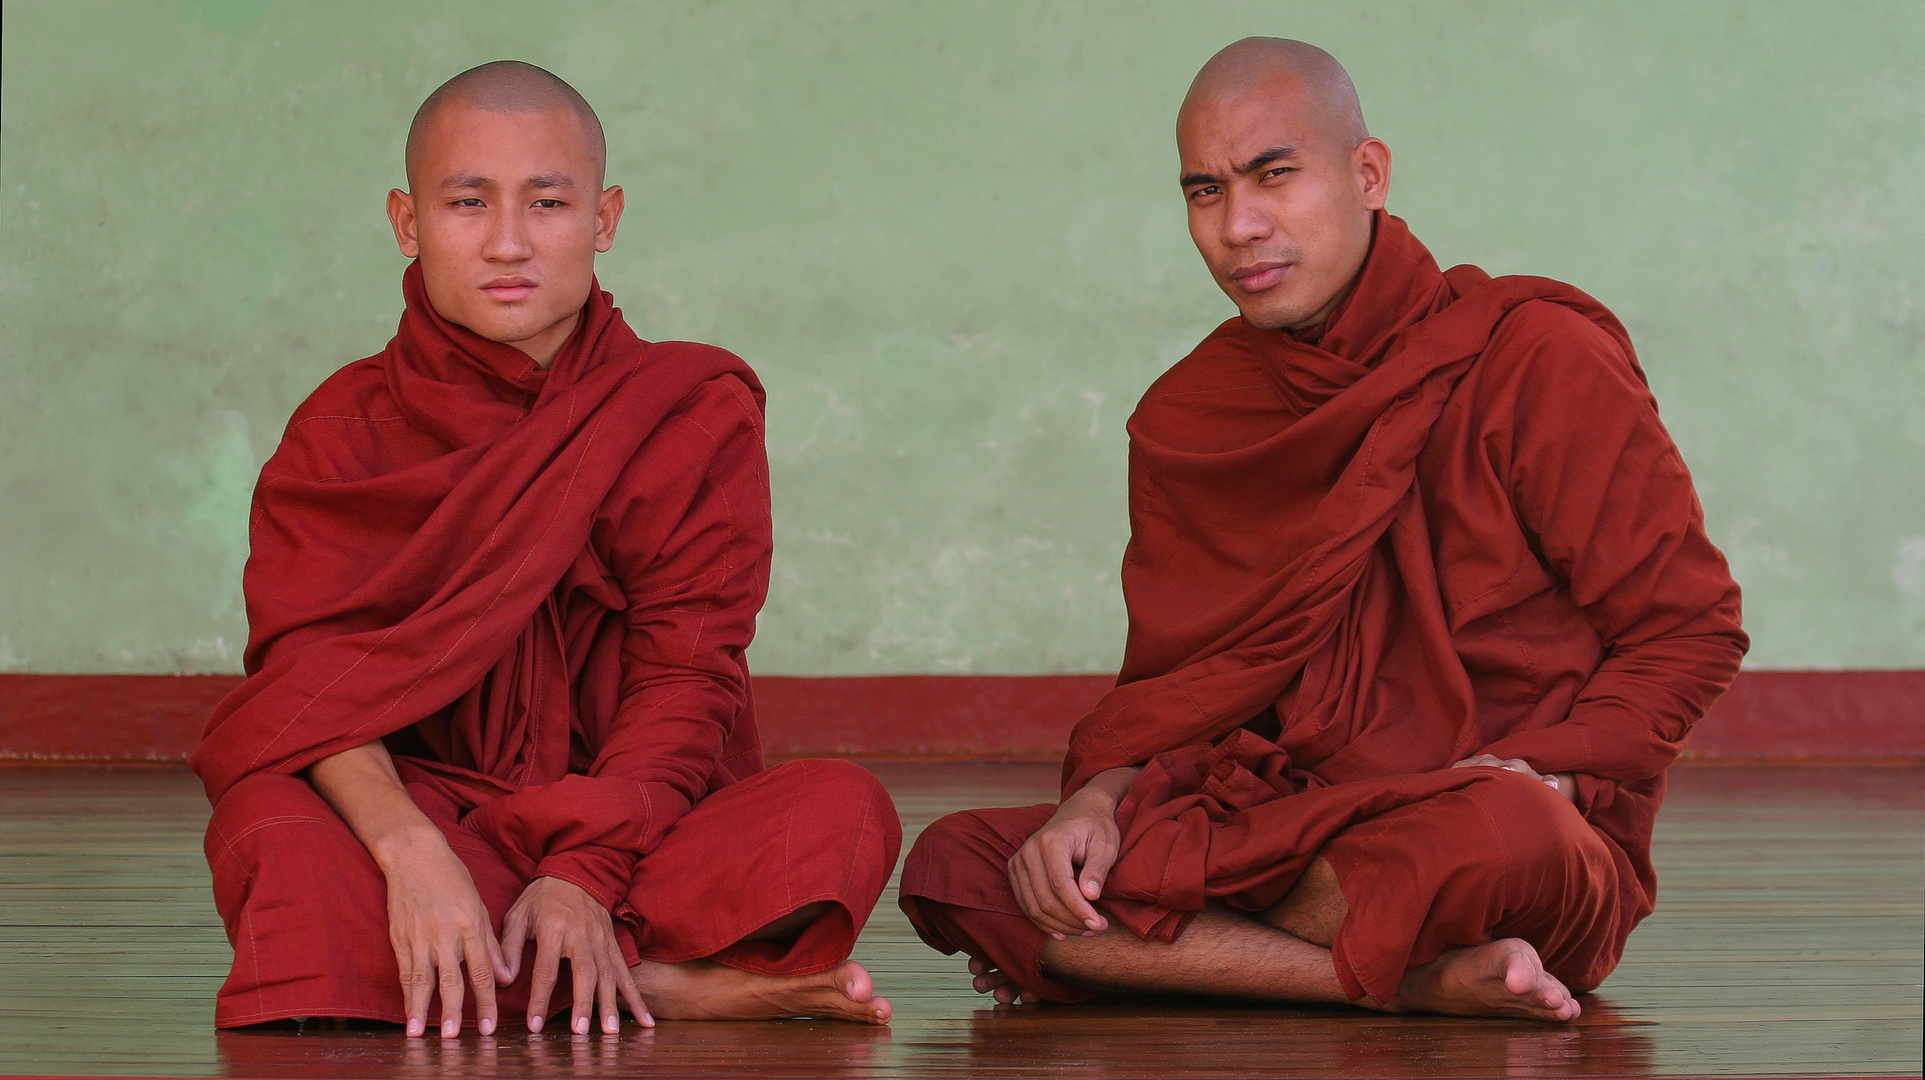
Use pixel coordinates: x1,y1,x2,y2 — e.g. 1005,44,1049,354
500,876,651,1034
1451,754,1577,805
305,742,510,1037
1008,767,1138,940
379,828,511,1037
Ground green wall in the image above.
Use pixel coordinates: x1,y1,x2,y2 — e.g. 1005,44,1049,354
3,1,1921,675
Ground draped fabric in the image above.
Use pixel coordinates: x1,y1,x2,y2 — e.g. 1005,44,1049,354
193,265,900,1026
901,213,1746,1004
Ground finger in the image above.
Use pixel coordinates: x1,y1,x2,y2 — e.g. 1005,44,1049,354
485,920,513,985
525,931,562,1033
1025,864,1084,938
1042,840,1104,931
498,908,528,985
571,941,597,1036
397,940,432,1039
595,954,620,1034
1077,836,1119,930
437,939,466,1038
610,946,651,1027
1008,856,1069,938
464,931,499,1037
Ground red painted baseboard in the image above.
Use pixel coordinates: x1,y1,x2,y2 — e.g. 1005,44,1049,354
0,670,1919,763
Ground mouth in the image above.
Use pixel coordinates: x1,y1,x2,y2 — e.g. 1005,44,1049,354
1228,262,1290,294
479,275,538,302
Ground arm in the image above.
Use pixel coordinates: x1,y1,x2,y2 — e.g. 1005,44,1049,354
470,378,768,1031
1008,766,1143,938
1472,310,1747,811
307,742,509,1037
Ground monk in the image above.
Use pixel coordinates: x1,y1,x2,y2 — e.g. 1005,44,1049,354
899,39,1747,1022
192,61,901,1038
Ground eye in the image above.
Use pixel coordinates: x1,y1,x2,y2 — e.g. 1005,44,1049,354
1261,167,1295,182
1187,185,1223,203
450,198,484,208
532,199,565,209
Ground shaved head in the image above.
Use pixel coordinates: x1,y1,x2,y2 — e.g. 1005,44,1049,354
405,61,605,188
1182,38,1367,150
1175,39,1389,331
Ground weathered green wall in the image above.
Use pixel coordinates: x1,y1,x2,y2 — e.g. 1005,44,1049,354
3,1,1921,674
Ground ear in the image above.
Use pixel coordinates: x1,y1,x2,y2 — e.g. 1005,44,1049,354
594,185,625,253
387,189,420,259
1353,138,1391,211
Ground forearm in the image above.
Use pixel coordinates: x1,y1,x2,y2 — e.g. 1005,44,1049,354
306,741,443,872
1067,766,1143,812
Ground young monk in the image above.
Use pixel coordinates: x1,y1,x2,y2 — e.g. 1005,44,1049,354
899,38,1747,1022
192,61,900,1037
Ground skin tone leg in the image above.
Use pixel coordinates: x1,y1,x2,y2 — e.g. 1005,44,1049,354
624,902,894,1025
982,853,1581,1022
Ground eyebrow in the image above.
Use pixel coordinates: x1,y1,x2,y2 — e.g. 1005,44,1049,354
1180,145,1300,189
438,173,580,191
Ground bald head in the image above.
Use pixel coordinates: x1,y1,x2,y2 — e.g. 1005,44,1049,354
1175,39,1389,332
1181,38,1367,150
405,61,605,187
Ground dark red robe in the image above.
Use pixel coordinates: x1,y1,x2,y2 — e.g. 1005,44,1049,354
194,265,900,1028
900,213,1745,1005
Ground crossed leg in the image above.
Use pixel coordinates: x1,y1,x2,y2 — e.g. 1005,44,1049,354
971,856,1578,1021
620,759,904,1025
915,774,1620,1022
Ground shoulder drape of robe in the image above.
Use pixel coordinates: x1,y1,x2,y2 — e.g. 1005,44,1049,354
191,263,771,908
1071,212,1747,941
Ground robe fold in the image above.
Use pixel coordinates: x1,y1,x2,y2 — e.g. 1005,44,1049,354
899,212,1745,1005
194,264,900,1027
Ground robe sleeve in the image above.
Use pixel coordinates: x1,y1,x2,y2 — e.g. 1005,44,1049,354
1471,305,1747,805
478,376,772,909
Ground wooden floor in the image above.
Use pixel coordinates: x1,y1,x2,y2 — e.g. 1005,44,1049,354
0,763,1919,1079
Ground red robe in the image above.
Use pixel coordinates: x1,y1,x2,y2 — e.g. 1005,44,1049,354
900,213,1745,1005
194,265,900,1028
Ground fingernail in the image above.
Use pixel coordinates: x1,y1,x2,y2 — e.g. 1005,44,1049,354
407,1020,424,1037
1051,932,1066,941
641,1013,655,1027
479,1018,494,1036
573,1016,589,1035
604,1014,619,1033
527,1015,543,1033
442,1020,459,1038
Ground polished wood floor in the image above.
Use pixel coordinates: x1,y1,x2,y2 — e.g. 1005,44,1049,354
0,762,1918,1079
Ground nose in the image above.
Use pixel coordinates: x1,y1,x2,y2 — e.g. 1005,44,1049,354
481,204,534,265
1220,186,1274,249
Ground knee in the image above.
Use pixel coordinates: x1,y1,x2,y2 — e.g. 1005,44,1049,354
901,809,1022,895
206,772,355,871
1467,774,1612,885
776,757,901,834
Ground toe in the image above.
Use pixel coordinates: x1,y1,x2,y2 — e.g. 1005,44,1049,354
837,961,875,1002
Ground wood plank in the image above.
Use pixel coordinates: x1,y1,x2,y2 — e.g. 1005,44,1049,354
0,763,1917,1078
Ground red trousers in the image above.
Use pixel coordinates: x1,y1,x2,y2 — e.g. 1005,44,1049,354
899,771,1624,1005
207,759,900,1028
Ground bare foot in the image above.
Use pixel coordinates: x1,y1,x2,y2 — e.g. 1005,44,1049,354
968,955,1025,1005
1380,938,1581,1022
629,958,891,1024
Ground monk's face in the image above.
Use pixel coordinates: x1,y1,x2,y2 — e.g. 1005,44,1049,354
387,103,623,364
1177,77,1389,331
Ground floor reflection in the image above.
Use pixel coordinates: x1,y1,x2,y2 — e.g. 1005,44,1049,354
894,995,1655,1079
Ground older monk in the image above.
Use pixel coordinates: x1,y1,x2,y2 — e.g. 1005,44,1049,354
899,39,1746,1021
193,61,900,1037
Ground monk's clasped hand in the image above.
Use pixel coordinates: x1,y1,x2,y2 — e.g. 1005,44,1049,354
1450,755,1578,805
1008,767,1138,941
499,876,652,1035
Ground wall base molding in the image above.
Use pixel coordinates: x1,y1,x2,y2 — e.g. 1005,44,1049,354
2,671,1919,764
